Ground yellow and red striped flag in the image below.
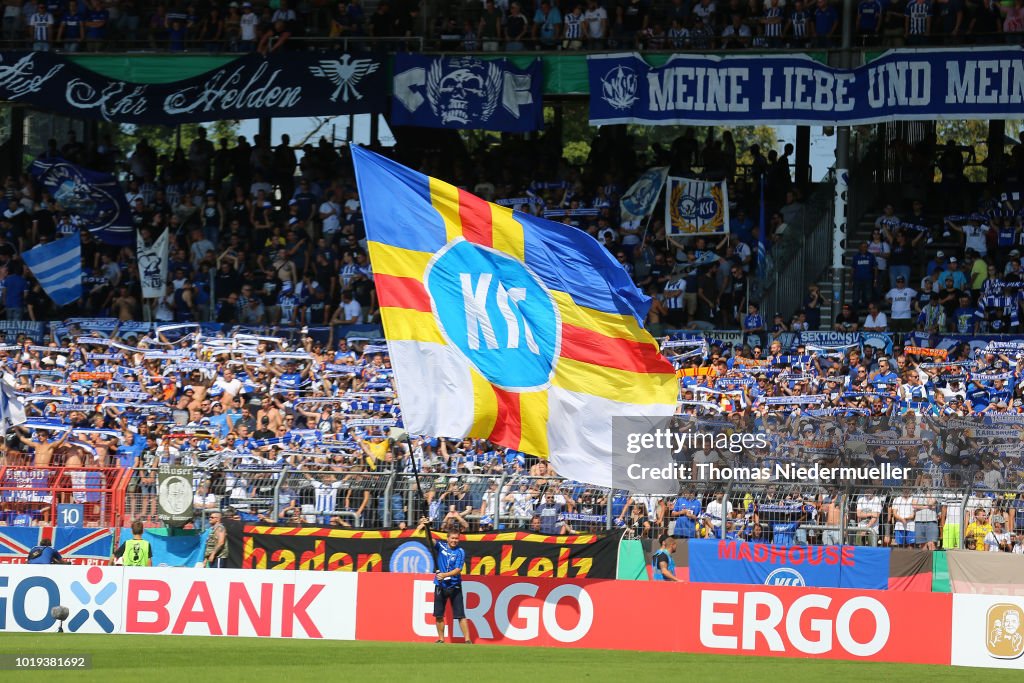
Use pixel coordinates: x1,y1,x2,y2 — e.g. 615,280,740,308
352,146,676,486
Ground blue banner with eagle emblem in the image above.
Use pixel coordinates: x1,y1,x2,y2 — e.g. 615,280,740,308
665,176,730,238
391,54,543,132
0,51,385,125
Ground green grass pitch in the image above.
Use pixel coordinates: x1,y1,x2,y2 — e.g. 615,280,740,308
0,633,990,682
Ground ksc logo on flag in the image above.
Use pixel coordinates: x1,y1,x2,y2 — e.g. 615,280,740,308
352,147,676,486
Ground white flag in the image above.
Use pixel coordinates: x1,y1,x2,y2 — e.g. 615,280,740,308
0,373,25,441
620,167,668,222
664,176,730,237
138,229,169,299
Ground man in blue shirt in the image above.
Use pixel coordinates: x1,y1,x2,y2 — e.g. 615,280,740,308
812,0,838,46
59,0,85,51
851,242,877,312
27,538,67,564
671,489,701,538
430,528,470,644
2,267,27,320
651,533,679,581
857,0,883,42
116,430,145,469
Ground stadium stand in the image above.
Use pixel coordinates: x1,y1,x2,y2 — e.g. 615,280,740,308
1,0,1019,53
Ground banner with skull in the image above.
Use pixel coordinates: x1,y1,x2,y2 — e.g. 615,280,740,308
391,54,543,132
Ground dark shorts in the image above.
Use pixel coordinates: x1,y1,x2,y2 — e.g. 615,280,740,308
433,584,465,620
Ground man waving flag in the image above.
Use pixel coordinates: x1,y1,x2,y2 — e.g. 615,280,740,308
352,146,676,486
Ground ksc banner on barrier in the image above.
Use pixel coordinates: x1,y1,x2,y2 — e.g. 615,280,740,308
687,539,889,589
227,523,618,578
0,51,385,124
391,54,543,132
588,48,1024,126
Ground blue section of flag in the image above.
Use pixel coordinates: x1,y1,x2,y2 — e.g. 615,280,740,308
351,147,447,253
391,54,543,133
22,233,82,306
517,210,652,321
30,157,133,246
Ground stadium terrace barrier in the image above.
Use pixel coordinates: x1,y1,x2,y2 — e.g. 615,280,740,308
356,573,956,664
2,565,1021,669
0,527,114,565
0,466,131,529
225,522,619,578
655,539,932,591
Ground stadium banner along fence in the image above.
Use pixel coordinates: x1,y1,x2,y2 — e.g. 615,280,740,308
655,540,931,591
0,51,386,124
946,550,1024,595
587,47,1024,127
226,523,618,578
114,527,210,568
0,527,112,566
391,54,544,132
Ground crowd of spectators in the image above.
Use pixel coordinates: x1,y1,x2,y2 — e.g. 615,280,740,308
840,136,1024,336
0,127,1023,554
5,0,1022,53
0,127,791,333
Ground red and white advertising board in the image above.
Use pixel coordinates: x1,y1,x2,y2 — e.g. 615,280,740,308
355,573,952,665
951,594,1024,669
356,572,681,651
690,584,951,664
122,567,357,640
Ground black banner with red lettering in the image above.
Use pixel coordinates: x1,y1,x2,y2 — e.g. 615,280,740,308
225,522,619,579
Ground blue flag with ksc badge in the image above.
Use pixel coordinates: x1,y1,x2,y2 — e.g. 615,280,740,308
391,54,543,132
30,157,133,246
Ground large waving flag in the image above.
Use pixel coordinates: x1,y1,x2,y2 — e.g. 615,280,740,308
22,234,82,306
352,146,677,486
30,157,134,246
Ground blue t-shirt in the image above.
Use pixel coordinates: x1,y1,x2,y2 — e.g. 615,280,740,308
116,439,145,468
434,541,465,588
857,0,883,30
3,274,26,308
85,9,107,38
651,549,676,581
27,545,62,564
62,12,83,40
672,497,701,537
852,253,876,280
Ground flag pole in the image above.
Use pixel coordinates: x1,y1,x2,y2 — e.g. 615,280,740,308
409,447,438,569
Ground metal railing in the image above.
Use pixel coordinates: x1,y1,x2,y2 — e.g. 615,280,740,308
761,172,836,319
0,465,132,528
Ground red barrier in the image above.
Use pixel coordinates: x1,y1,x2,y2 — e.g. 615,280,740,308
0,466,132,528
355,573,953,665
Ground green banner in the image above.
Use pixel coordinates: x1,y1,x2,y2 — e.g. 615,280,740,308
616,538,649,580
932,550,952,593
68,51,827,96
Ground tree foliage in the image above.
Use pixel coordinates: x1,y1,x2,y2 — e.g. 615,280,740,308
100,120,240,165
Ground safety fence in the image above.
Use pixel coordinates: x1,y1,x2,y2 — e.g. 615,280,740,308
120,464,1024,556
0,466,131,529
